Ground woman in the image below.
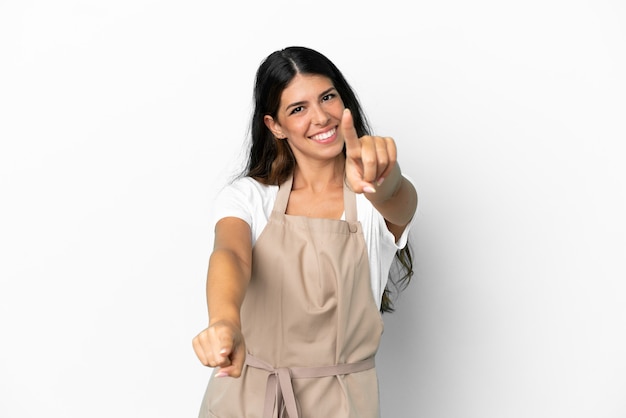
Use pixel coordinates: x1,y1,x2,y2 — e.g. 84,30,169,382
192,46,418,417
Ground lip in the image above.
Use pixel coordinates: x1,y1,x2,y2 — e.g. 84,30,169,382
308,127,338,144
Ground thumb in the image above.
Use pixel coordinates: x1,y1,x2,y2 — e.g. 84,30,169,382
215,331,234,361
341,108,360,157
219,337,233,357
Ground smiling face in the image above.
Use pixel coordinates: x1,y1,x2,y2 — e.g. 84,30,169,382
264,73,345,164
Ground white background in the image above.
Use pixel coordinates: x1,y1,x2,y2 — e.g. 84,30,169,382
1,1,625,417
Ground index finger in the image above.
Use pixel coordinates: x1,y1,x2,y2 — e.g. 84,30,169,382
341,108,360,157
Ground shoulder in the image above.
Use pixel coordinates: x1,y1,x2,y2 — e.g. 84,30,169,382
212,177,278,227
222,176,271,191
217,176,278,201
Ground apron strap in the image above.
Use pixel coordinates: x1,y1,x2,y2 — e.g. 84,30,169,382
274,175,293,215
343,177,357,223
245,354,375,418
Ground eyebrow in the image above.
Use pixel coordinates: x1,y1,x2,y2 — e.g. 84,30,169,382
284,87,337,112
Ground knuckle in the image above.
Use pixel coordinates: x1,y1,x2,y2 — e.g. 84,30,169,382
361,155,376,166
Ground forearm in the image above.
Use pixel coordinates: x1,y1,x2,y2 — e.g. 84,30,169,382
366,164,417,228
206,249,251,328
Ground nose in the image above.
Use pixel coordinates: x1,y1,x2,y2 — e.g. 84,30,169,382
311,103,330,126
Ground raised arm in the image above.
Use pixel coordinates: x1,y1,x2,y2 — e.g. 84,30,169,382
192,216,252,377
342,109,418,241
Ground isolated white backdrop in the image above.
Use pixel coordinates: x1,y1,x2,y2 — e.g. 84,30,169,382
1,1,625,417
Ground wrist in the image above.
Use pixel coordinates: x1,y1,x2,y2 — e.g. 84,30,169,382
366,164,402,203
208,312,241,329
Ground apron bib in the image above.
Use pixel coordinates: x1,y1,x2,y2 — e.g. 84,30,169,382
199,175,384,418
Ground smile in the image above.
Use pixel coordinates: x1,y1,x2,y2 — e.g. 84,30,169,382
310,128,336,142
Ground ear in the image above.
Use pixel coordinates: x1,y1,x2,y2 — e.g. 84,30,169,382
264,115,285,139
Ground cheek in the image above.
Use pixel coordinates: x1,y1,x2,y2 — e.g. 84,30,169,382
327,101,345,120
286,119,309,136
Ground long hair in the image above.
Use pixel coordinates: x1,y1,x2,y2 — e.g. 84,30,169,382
245,46,412,312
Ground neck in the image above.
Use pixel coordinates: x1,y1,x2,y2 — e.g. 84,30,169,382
292,156,345,193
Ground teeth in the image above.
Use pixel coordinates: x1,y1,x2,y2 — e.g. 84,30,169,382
311,128,335,141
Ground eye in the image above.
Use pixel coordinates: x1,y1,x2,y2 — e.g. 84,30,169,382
322,93,336,102
289,106,304,115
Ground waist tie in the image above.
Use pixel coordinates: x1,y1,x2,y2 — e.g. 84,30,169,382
245,354,375,418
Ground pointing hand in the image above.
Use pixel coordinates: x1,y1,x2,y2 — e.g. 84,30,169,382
342,108,397,194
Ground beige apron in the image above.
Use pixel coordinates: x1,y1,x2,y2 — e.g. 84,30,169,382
199,175,384,418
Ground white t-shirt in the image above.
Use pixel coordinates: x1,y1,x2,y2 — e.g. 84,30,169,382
210,176,416,310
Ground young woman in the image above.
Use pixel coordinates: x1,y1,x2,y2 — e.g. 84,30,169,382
192,46,418,417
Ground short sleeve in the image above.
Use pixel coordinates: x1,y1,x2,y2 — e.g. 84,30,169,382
211,181,251,228
209,177,277,245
